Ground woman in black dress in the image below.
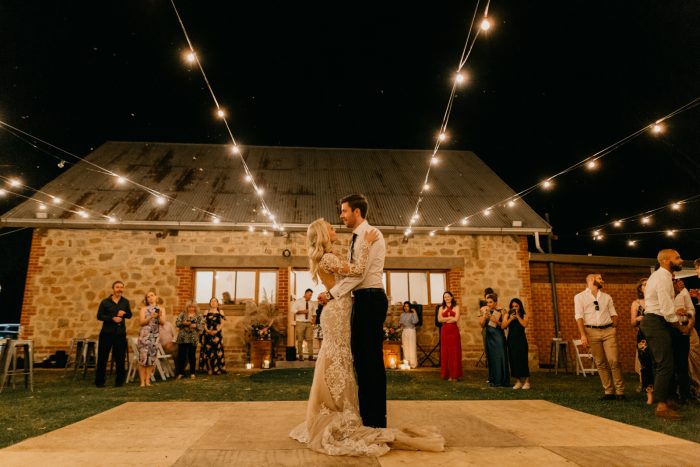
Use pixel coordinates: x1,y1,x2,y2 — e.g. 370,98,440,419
503,298,530,389
199,297,226,375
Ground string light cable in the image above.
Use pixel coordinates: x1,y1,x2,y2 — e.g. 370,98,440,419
426,96,700,237
169,0,282,232
404,0,492,236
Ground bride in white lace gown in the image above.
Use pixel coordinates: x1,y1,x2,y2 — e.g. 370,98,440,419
289,218,445,457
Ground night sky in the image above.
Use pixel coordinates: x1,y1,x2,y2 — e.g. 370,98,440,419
1,1,699,321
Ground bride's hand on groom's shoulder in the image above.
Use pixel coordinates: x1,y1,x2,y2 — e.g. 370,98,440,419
364,229,379,244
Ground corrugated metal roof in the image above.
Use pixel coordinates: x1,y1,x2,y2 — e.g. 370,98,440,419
1,141,551,233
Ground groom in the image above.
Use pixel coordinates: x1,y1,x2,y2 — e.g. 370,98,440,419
319,193,388,428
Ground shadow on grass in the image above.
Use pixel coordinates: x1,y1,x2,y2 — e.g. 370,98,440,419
0,368,698,448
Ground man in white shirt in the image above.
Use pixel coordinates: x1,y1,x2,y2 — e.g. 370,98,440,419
292,289,317,361
574,273,624,400
641,249,685,419
318,194,388,428
672,279,695,404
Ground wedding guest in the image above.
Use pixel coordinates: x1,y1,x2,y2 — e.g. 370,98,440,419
313,303,324,348
574,273,624,400
438,291,463,381
95,280,132,388
642,249,684,419
176,302,203,379
293,289,317,361
672,279,695,404
503,298,530,390
222,291,234,305
399,301,419,368
479,293,509,387
631,278,653,404
198,297,226,375
159,318,178,357
138,291,163,387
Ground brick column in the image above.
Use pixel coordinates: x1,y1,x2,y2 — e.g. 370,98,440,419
276,267,290,356
175,266,194,310
19,230,45,340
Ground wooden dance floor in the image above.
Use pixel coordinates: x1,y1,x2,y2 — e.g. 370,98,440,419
1,400,699,466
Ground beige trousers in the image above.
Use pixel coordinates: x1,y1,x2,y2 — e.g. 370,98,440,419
295,322,314,359
585,326,624,395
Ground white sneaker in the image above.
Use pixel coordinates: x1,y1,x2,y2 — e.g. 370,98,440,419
522,382,531,390
513,382,523,390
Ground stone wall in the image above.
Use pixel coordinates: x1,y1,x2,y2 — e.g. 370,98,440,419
21,228,534,368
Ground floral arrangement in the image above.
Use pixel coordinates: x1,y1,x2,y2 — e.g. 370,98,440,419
383,321,403,342
250,321,271,340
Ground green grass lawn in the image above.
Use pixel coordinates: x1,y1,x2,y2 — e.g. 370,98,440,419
1,368,698,449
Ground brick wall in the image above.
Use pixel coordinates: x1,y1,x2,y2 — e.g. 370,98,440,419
529,262,651,372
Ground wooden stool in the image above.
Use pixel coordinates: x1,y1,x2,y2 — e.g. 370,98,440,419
548,338,569,374
76,339,98,379
64,337,87,378
0,339,34,393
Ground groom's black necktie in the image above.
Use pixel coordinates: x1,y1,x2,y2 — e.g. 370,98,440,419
349,233,358,263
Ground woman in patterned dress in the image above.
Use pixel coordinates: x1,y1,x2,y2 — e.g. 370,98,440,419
138,291,164,387
176,301,204,379
199,297,226,375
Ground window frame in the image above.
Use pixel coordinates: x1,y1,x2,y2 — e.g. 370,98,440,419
194,268,278,305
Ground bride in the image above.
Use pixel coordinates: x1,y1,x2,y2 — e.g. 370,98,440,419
289,218,445,456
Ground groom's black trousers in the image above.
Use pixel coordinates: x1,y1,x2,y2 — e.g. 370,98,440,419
351,288,388,428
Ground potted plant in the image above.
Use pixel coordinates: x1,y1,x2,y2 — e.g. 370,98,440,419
382,321,402,368
245,290,280,368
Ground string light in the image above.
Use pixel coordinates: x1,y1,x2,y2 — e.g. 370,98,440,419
429,231,436,237
480,17,491,31
423,183,430,191
9,178,21,187
460,218,469,225
184,50,196,64
628,240,637,247
665,229,676,237
244,174,252,182
231,145,241,155
438,132,447,142
107,216,117,223
0,189,6,196
430,156,438,165
542,180,553,189
115,175,126,185
483,208,491,216
155,196,167,206
671,202,682,210
455,72,466,84
170,0,283,233
651,122,665,134
248,225,255,232
613,220,623,227
641,216,651,225
507,200,516,208
586,160,598,170
212,217,220,224
78,210,89,219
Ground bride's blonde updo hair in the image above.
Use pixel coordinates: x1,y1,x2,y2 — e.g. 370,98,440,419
307,218,332,283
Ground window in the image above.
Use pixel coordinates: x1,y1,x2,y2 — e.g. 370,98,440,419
385,271,447,306
290,270,326,300
195,269,277,304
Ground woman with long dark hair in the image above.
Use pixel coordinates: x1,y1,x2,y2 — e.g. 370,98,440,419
438,291,463,381
630,278,653,404
503,298,530,389
479,293,509,387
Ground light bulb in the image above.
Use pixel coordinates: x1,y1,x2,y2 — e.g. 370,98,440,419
651,123,664,134
116,176,126,185
455,72,466,84
9,178,21,187
613,220,622,227
542,180,553,189
483,209,491,216
423,183,430,190
430,156,438,165
155,196,166,206
244,174,252,182
78,211,89,219
248,225,255,232
256,187,264,195
641,216,651,225
628,240,637,247
460,218,469,225
107,216,117,223
404,229,412,236
665,229,675,237
444,226,450,232
52,197,62,204
480,18,491,31
507,200,516,208
586,160,598,170
671,202,682,211
0,188,7,196
429,231,436,237
212,217,220,224
185,51,196,64
438,132,447,142
231,145,240,155
216,109,225,118
38,204,47,211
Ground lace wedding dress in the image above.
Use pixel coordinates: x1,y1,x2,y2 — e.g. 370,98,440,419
289,243,445,456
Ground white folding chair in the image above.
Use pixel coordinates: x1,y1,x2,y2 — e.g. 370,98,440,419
126,337,139,383
571,339,598,377
155,342,175,380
